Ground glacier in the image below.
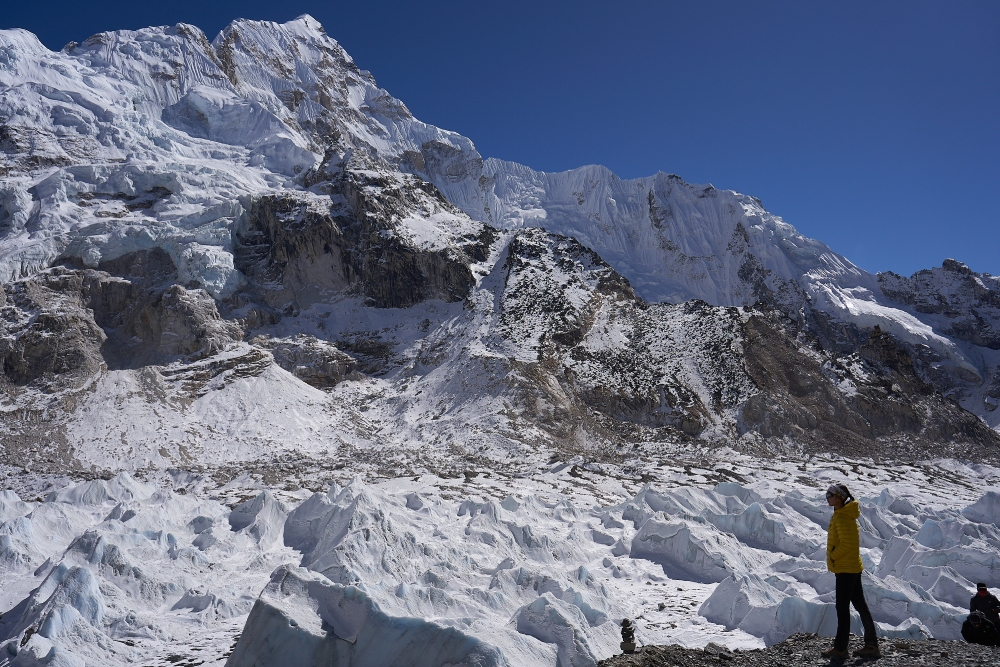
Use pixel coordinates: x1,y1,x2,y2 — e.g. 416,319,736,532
0,456,999,666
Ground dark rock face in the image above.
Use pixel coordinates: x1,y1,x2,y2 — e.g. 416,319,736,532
493,228,705,447
0,267,107,390
83,250,242,368
251,334,358,388
878,260,1000,419
1,253,243,392
402,140,486,186
493,230,766,446
880,260,1000,349
498,228,638,348
236,170,494,311
740,316,999,459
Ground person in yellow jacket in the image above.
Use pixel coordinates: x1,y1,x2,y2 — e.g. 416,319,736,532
822,483,880,659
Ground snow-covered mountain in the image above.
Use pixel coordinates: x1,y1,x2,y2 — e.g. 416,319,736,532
2,15,997,468
2,14,1000,667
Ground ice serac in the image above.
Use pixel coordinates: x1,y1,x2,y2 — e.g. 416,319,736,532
226,565,507,667
2,464,999,665
275,479,616,666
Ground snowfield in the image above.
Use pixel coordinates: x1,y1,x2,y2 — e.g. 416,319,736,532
1,455,998,666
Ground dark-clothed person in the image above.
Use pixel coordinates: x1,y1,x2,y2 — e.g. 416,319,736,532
971,583,1000,627
963,611,1000,647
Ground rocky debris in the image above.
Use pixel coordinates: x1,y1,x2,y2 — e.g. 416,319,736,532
158,343,272,398
598,634,999,667
739,314,1000,460
250,334,359,388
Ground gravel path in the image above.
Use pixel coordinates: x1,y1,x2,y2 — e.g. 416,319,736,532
597,633,1000,666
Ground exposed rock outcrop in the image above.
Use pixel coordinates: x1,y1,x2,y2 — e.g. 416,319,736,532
1,267,107,391
740,316,998,459
235,169,494,311
251,334,358,388
1,252,243,391
599,634,997,667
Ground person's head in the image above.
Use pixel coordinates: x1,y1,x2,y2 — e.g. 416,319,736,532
621,618,632,627
978,583,988,596
825,483,852,509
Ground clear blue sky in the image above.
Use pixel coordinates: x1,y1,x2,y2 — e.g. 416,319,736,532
4,1,998,277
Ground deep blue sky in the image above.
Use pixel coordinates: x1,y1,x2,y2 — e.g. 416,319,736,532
4,1,999,276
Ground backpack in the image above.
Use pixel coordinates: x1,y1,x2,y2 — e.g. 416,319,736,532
963,611,1000,647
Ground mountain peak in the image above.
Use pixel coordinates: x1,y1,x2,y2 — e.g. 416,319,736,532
942,258,973,274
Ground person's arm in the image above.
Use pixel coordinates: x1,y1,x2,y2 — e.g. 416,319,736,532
826,521,838,569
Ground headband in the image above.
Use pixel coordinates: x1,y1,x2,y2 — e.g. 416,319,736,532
826,484,853,501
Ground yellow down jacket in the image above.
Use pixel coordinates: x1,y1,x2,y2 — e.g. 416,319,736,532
827,500,864,574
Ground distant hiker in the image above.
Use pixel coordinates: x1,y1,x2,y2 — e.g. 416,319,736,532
620,618,636,654
821,483,880,660
962,610,1000,647
971,583,1000,627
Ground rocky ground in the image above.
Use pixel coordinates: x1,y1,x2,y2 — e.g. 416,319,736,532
598,634,1000,666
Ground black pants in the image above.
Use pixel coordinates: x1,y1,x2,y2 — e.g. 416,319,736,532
834,572,878,650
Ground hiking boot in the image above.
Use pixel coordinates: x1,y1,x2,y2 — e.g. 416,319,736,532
821,646,849,658
854,644,881,658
